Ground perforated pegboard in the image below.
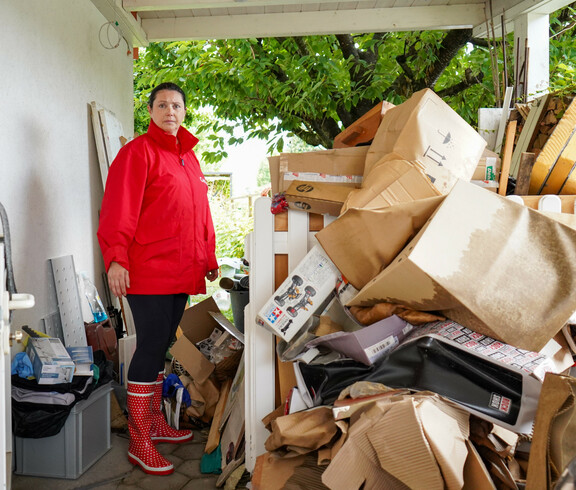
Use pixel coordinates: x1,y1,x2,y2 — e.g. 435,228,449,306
49,255,87,347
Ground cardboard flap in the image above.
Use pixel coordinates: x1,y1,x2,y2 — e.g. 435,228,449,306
317,196,444,290
366,399,444,488
343,158,441,212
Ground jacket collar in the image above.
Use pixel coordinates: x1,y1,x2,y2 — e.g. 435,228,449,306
147,120,199,154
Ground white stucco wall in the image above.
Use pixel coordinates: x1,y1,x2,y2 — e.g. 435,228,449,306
0,0,134,348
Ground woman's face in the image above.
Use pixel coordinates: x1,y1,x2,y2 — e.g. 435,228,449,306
148,89,186,136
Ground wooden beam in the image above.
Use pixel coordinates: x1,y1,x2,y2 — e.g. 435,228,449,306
126,0,385,10
499,119,517,196
514,152,536,195
509,94,550,178
142,5,485,41
205,378,232,454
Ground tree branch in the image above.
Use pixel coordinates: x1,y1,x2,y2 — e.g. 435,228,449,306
424,28,473,88
435,68,484,98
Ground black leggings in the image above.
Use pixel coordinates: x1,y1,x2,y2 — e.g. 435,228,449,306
126,293,188,382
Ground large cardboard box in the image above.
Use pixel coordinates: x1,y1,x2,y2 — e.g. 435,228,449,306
365,88,486,194
347,180,576,352
256,244,340,342
269,146,367,195
26,337,75,385
170,297,244,384
284,181,354,216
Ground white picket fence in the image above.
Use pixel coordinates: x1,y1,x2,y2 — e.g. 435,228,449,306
243,197,335,471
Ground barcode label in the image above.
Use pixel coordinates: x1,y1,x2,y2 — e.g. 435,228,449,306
365,336,397,361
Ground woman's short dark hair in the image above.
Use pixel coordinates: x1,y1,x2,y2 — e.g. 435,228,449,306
148,82,187,108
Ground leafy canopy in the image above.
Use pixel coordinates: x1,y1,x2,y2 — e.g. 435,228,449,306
134,5,576,162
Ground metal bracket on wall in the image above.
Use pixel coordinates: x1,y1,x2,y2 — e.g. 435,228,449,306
49,255,87,347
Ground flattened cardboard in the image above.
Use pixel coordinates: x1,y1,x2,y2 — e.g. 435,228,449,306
348,180,576,352
365,88,486,193
342,159,441,212
268,155,281,195
323,392,470,490
284,181,354,216
317,196,444,290
526,373,576,490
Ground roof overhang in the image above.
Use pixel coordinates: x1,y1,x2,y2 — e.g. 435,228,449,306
90,0,574,47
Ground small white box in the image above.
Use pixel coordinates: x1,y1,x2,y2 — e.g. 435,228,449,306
256,245,340,342
26,337,75,384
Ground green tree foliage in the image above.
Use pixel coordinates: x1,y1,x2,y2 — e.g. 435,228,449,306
133,31,494,158
133,5,576,161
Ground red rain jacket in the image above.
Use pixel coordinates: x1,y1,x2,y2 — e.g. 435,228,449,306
97,120,218,295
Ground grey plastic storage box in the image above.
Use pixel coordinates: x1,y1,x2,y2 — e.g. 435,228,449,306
13,382,112,479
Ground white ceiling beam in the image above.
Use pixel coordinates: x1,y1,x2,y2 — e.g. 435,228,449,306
125,0,383,10
473,0,574,37
91,0,149,46
142,4,486,41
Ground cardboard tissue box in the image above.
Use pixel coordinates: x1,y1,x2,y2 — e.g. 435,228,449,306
365,88,487,194
348,179,576,353
256,244,340,342
170,296,244,384
26,337,75,384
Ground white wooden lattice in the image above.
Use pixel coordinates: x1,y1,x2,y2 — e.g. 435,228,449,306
244,197,334,471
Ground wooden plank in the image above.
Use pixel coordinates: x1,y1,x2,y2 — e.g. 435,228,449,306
245,197,276,472
90,101,109,189
205,378,232,453
530,97,576,194
99,108,125,168
544,133,576,194
498,119,517,196
494,87,514,154
509,94,550,178
514,152,536,195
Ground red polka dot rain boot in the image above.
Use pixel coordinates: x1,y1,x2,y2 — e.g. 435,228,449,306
127,380,174,475
150,370,193,444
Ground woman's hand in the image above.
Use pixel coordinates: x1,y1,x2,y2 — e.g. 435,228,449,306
107,261,130,298
205,269,218,282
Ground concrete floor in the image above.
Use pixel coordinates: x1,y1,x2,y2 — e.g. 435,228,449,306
11,430,226,490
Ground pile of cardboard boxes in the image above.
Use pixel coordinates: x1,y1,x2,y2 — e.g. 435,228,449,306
252,89,576,489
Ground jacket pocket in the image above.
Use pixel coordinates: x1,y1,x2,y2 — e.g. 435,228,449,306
132,219,181,269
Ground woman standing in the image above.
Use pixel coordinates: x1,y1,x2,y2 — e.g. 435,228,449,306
97,82,218,475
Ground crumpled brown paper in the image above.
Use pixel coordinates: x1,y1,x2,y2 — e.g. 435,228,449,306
349,302,445,326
